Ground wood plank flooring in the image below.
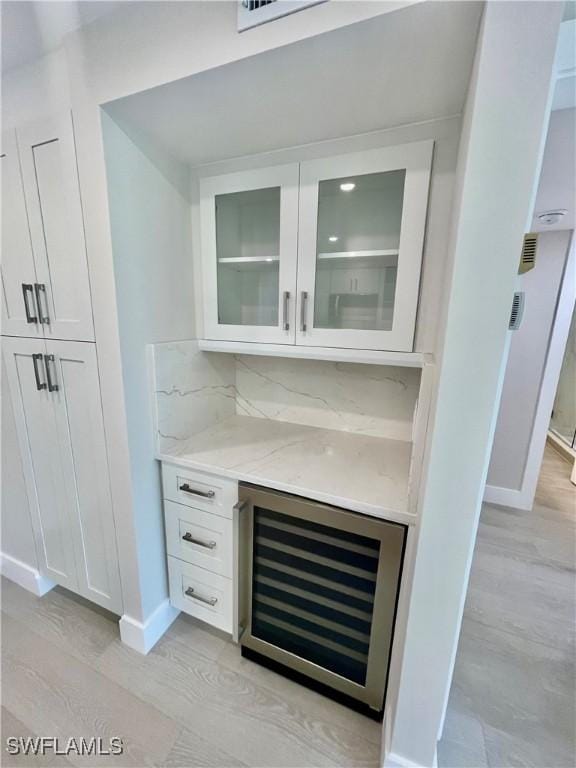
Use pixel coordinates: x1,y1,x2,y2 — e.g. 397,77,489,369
1,446,574,767
438,446,576,768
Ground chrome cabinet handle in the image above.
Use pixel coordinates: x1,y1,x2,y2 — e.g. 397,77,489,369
32,354,47,390
282,291,290,331
44,354,58,392
184,587,217,606
22,284,38,324
300,291,308,332
179,483,215,499
34,283,49,324
182,532,217,549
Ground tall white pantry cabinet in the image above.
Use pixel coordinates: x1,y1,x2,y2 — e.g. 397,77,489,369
1,112,122,614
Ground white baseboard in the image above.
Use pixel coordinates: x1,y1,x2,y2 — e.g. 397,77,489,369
383,749,437,768
0,553,55,597
119,598,180,654
483,483,531,511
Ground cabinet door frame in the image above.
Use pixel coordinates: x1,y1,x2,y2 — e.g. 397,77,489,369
47,340,123,614
296,141,433,352
1,129,43,338
18,112,95,342
200,163,299,344
2,336,79,590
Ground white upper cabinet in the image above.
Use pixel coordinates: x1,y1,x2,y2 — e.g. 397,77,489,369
297,142,433,351
16,112,95,342
200,164,299,344
199,142,433,353
1,130,42,338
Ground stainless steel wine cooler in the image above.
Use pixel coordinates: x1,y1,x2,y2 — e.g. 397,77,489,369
235,484,406,716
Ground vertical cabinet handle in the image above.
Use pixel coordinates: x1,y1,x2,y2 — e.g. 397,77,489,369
300,291,308,333
32,354,47,390
34,284,50,325
22,284,38,324
44,354,59,392
282,291,290,331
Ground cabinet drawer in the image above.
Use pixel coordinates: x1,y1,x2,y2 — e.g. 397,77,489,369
168,557,232,633
162,463,238,518
165,500,232,577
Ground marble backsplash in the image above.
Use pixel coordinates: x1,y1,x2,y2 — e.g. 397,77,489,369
149,340,421,453
235,355,420,441
149,340,236,453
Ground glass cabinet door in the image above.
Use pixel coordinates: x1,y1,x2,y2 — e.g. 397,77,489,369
200,164,299,343
297,142,433,352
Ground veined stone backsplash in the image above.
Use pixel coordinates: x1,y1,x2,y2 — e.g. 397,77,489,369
149,340,420,453
235,355,420,441
149,340,236,453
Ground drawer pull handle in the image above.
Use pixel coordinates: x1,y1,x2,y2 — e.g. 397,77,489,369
182,532,217,549
185,586,218,606
179,483,215,499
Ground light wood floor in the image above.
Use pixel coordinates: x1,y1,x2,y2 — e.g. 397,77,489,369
438,446,576,768
2,446,574,767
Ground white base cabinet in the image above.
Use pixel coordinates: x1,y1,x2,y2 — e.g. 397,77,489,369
2,337,122,614
162,464,237,634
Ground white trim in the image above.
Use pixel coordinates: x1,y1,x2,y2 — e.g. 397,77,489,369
518,233,575,506
483,483,529,510
0,553,55,597
198,338,430,367
548,429,576,460
483,233,575,512
119,599,180,655
383,749,437,768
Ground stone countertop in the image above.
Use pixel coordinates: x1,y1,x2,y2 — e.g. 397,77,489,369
158,415,414,525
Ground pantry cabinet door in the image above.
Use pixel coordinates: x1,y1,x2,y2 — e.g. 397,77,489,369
1,130,43,338
2,337,79,590
47,340,123,614
200,164,299,344
18,112,95,342
297,141,433,352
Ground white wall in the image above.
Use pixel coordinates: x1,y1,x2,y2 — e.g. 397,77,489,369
487,230,572,495
485,106,576,508
384,4,562,766
532,108,576,231
101,112,195,619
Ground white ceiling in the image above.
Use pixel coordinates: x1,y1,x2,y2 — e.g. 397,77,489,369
1,1,124,73
104,1,484,168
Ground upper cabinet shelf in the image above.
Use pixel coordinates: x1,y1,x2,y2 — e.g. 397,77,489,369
199,141,433,353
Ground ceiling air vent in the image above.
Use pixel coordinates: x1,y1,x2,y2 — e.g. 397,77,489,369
238,0,327,32
509,292,525,330
518,233,538,274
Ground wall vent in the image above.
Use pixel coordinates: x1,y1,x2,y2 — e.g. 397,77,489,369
509,292,525,330
518,233,538,274
238,0,327,32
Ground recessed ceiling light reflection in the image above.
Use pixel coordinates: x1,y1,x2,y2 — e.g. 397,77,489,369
340,182,356,192
328,236,339,242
